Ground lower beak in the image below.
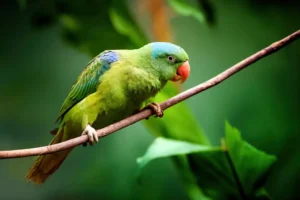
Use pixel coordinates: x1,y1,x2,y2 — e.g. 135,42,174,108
171,61,190,83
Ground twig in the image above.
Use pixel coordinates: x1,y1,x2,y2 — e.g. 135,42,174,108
0,29,299,159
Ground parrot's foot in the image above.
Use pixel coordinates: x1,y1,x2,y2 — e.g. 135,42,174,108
82,124,98,146
144,102,164,118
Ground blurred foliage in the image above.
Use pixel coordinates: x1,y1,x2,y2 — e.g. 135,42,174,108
168,0,215,25
0,0,299,200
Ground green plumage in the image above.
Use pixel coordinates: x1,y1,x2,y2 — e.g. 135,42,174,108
57,53,111,122
26,42,189,183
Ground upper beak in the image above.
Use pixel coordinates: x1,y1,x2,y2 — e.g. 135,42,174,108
171,61,190,83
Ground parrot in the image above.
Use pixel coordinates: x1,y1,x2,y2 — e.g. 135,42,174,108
25,42,190,184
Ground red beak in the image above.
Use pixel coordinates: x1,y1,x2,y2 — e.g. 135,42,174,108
171,61,190,83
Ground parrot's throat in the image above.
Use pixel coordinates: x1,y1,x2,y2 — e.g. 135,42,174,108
125,68,164,103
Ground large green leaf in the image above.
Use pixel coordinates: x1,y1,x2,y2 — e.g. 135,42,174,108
138,122,276,199
224,121,277,197
144,82,210,145
141,83,210,200
137,137,218,169
189,122,276,199
137,137,217,200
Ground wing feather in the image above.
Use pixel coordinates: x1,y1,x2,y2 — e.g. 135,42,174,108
56,51,118,122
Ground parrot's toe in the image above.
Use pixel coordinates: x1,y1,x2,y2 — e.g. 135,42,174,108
144,102,164,118
82,124,98,146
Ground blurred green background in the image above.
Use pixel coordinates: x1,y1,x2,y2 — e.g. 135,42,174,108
0,0,299,199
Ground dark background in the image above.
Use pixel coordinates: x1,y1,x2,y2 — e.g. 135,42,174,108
0,0,299,199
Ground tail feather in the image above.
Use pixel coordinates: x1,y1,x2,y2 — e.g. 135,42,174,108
25,127,73,184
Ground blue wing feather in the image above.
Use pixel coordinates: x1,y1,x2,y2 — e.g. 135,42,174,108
56,51,118,122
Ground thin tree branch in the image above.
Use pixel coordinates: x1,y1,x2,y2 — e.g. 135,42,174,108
0,29,299,159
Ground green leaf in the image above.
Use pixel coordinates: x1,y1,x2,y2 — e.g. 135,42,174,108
137,137,218,169
137,137,217,200
138,122,276,199
190,122,276,199
143,82,210,145
109,1,147,47
196,0,216,25
253,188,272,200
28,0,139,55
168,0,206,23
59,14,80,31
225,121,277,197
168,0,216,25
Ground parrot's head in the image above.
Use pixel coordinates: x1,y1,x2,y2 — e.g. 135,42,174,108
142,42,190,84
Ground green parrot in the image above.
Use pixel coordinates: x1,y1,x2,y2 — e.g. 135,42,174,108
25,42,190,184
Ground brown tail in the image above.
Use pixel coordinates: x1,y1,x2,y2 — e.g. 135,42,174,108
25,127,73,184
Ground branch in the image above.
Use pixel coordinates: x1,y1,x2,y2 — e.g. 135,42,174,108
1,29,300,159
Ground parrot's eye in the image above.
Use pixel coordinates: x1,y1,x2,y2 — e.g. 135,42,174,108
167,55,176,63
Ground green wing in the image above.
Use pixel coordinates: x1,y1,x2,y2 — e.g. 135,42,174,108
56,51,117,122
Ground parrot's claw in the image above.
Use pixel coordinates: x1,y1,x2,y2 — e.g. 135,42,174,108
82,124,98,146
144,102,164,118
